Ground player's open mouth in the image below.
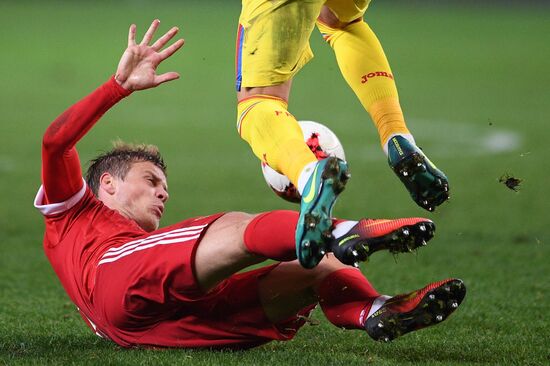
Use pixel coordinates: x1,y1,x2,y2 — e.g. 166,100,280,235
152,206,163,218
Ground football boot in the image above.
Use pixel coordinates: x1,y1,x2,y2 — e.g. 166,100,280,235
330,218,435,267
365,278,466,342
387,135,449,212
296,157,350,269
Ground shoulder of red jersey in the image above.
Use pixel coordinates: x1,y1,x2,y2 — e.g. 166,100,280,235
34,178,88,216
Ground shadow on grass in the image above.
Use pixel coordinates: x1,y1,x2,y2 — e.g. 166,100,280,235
0,334,115,363
0,328,535,365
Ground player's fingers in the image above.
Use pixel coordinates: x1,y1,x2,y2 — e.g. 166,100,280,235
158,39,185,61
128,24,137,46
151,26,179,51
140,19,160,46
154,72,180,86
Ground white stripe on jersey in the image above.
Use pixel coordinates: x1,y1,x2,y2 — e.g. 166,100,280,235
98,224,208,266
104,225,206,256
102,227,205,258
102,224,208,256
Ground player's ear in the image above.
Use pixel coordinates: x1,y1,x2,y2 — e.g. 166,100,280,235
99,172,117,195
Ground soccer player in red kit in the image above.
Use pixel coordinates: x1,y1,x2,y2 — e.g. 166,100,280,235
34,20,465,349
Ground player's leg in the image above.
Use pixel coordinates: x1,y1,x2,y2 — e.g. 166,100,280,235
317,259,466,341
194,210,436,292
237,81,314,193
194,210,339,291
316,1,449,212
259,254,466,342
236,0,321,186
236,0,350,269
193,212,265,292
259,255,383,327
258,254,345,323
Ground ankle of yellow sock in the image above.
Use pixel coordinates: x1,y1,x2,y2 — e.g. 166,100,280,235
277,139,317,187
368,98,411,149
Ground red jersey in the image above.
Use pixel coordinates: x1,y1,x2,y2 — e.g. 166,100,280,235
34,185,227,344
34,185,146,334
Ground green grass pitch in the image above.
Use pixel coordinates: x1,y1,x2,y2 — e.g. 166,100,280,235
0,1,549,365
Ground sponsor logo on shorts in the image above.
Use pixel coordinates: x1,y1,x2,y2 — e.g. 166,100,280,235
361,71,394,84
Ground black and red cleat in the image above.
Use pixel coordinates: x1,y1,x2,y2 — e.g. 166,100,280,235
365,278,466,342
330,218,435,267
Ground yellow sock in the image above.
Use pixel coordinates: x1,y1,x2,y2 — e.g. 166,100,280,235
317,19,411,149
368,98,411,147
237,96,317,186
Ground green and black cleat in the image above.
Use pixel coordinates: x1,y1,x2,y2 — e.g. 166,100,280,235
365,278,466,342
296,157,350,269
388,136,449,212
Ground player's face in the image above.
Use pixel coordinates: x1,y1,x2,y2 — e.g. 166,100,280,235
113,161,169,232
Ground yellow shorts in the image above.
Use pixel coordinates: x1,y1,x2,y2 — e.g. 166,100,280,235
235,0,371,90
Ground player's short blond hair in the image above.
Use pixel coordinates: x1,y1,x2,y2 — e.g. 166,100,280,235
85,140,167,196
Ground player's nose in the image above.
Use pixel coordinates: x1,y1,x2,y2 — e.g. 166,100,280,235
157,188,169,202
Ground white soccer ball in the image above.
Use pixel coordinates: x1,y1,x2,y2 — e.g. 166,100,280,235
261,120,346,203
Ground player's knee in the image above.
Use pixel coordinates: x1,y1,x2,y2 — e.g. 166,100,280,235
318,6,360,30
223,211,257,229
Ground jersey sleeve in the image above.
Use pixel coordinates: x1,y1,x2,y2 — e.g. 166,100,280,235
34,179,88,216
40,76,132,205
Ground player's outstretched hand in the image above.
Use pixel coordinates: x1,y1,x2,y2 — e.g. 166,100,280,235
115,19,184,91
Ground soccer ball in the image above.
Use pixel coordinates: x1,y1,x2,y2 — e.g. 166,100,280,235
261,120,346,203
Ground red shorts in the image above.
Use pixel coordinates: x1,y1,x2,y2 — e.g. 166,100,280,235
92,213,314,349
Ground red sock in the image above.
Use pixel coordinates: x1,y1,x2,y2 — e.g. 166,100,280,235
243,210,298,261
317,268,380,329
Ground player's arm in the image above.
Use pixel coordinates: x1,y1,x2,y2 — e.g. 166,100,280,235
41,77,131,204
41,20,184,204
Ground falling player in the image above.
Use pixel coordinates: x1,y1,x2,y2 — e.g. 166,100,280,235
35,20,464,349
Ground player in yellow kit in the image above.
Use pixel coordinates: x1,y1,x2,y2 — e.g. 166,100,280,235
235,0,449,269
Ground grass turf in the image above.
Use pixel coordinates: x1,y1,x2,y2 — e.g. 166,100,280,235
0,1,549,365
